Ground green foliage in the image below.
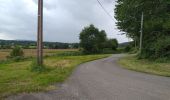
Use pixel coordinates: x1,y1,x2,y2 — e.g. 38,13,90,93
152,36,170,59
10,46,24,57
149,36,170,59
9,46,24,61
57,51,84,56
0,54,110,98
30,61,46,72
104,39,118,50
138,36,170,60
79,24,107,54
119,55,170,76
117,48,125,53
124,45,131,52
79,25,119,54
0,40,79,49
129,48,138,54
102,48,120,54
115,0,170,59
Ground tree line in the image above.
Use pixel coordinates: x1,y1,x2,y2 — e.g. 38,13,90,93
0,40,79,49
115,0,170,60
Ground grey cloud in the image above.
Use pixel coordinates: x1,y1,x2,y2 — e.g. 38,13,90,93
0,0,128,43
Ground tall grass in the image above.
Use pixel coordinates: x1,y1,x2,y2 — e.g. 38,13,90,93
0,53,110,98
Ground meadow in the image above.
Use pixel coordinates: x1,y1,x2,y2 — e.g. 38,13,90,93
0,49,110,99
0,49,77,61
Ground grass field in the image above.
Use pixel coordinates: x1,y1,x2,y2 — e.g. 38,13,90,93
0,51,110,99
0,49,77,61
118,55,170,77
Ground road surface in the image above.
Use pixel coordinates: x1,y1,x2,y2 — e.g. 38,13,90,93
7,54,170,100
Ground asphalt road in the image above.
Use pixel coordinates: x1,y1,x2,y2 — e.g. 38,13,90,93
7,54,170,100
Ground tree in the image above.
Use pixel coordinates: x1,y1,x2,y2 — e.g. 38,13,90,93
79,24,107,54
104,39,118,50
115,0,170,59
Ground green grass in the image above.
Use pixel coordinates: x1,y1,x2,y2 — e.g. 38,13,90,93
118,55,170,77
0,54,110,99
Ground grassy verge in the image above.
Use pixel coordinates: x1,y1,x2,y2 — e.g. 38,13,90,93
0,54,110,99
118,55,170,77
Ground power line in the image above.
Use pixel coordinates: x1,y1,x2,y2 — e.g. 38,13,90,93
96,0,114,21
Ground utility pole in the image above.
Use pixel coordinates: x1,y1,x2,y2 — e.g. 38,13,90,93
134,37,137,49
139,12,144,54
37,0,43,66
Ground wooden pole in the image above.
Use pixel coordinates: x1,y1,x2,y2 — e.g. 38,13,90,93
37,0,43,66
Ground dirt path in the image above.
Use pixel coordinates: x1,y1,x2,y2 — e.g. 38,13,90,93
7,54,170,100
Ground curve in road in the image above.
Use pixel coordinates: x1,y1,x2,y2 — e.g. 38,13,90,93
7,54,170,100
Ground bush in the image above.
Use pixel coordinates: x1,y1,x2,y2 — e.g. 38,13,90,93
10,46,24,57
124,45,131,52
8,46,24,61
129,48,138,54
139,36,170,60
153,36,170,58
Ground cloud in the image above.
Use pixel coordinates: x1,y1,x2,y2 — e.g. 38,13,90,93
0,0,128,43
0,32,14,40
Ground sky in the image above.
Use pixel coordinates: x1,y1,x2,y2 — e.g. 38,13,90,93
0,0,129,43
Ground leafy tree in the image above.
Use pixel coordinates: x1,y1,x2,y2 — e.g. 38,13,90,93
115,0,170,59
79,24,107,54
104,39,118,50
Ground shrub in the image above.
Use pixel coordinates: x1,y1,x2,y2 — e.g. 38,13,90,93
129,48,138,54
10,46,24,57
139,36,170,60
124,45,131,52
153,36,170,59
8,46,24,61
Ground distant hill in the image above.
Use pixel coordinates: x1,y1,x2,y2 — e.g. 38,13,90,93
0,40,79,49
